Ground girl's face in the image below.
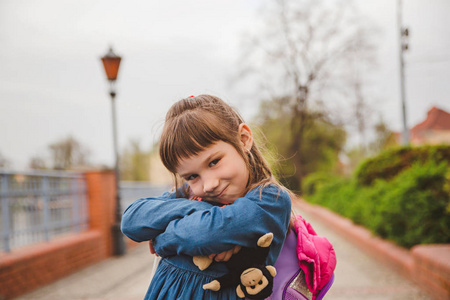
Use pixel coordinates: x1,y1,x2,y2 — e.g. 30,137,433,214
176,125,253,204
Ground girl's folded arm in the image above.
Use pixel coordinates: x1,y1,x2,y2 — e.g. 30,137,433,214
153,185,291,258
121,192,212,242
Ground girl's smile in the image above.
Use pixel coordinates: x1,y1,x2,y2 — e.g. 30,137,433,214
176,141,250,204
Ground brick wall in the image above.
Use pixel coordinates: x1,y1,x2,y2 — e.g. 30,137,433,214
0,231,104,299
0,170,121,300
412,245,450,300
85,170,116,257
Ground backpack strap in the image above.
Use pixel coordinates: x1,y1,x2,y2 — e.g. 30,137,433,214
271,230,313,299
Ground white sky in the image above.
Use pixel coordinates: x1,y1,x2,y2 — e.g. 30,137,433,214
1,0,449,170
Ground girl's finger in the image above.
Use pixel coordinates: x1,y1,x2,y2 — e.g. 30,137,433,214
215,248,235,262
214,251,227,262
149,240,159,256
149,241,154,254
233,245,242,254
222,249,233,262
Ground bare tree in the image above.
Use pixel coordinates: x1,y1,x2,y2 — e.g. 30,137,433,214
49,135,91,170
28,156,47,170
0,151,11,169
120,139,150,181
239,0,378,190
370,115,398,154
343,26,379,154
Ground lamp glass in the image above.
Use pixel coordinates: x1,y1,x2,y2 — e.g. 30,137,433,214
101,57,121,81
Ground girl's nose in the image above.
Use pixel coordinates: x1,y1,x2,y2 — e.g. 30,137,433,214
203,178,219,193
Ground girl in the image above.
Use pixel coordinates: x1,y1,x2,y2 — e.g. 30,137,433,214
121,95,292,299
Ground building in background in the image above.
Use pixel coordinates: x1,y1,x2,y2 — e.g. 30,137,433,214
396,106,450,145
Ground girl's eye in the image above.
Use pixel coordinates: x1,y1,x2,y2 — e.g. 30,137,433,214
186,174,198,181
209,158,220,167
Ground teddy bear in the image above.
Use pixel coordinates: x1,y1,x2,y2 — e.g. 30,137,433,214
193,232,277,299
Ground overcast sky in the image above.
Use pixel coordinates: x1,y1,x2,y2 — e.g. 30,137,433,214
1,0,449,170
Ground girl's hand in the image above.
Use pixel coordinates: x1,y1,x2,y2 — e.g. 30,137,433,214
209,245,241,262
149,240,159,256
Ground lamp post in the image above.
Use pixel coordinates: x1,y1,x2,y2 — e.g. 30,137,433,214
101,46,126,256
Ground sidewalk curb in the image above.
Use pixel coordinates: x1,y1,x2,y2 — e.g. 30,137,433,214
293,198,450,300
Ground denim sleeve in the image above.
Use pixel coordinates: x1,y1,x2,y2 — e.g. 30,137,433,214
121,191,212,242
153,185,291,258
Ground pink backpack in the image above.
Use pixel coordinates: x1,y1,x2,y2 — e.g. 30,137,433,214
269,215,336,300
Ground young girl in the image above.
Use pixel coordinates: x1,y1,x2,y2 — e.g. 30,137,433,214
121,95,292,299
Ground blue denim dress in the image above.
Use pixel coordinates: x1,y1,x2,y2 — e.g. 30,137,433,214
121,184,291,300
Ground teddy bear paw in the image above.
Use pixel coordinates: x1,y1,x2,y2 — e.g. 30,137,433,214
257,232,273,247
193,255,213,271
203,280,221,291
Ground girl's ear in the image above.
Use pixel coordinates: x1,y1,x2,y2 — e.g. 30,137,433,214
238,123,253,152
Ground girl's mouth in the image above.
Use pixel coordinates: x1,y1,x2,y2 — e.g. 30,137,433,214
216,186,228,198
203,186,229,202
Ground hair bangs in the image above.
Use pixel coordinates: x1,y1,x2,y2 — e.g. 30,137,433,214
160,110,232,172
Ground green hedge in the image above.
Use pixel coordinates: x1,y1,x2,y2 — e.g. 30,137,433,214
304,159,450,248
355,145,450,186
302,172,339,197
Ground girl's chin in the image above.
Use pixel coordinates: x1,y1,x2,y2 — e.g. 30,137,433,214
207,198,231,205
205,196,235,205
219,199,234,205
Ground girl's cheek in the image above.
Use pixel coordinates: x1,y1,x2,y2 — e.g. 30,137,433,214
190,184,202,197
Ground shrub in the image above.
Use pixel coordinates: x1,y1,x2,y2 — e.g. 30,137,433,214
304,158,450,248
371,160,450,247
302,172,339,197
355,145,450,186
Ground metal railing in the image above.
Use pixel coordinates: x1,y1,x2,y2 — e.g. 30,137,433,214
0,170,88,253
120,181,170,212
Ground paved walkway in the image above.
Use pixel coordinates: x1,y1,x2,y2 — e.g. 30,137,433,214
300,209,431,300
16,207,432,300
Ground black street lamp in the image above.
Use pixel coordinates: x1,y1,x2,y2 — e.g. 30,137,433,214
101,46,126,256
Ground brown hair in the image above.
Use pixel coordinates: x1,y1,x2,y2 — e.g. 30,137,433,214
159,95,277,196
